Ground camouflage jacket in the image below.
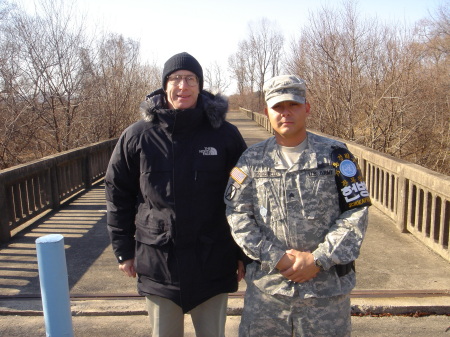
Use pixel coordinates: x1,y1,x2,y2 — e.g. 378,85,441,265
225,132,369,298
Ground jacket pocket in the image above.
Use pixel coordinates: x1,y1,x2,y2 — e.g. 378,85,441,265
198,235,238,281
139,153,173,203
134,237,173,283
254,179,288,245
299,171,337,219
135,224,170,246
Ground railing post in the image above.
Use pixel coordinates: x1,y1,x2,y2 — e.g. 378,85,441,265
49,165,61,209
0,177,11,242
396,170,408,232
83,153,92,190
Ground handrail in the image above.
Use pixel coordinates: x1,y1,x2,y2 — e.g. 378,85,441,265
1,108,448,262
0,139,118,242
239,107,450,261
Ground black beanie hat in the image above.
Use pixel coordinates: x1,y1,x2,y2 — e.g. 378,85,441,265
162,52,203,91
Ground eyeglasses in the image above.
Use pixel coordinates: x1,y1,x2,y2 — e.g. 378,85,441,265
167,74,199,87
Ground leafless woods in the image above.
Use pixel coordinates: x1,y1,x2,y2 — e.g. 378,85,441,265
0,0,448,175
228,2,449,175
0,0,160,168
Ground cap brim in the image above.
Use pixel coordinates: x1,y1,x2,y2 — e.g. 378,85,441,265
266,94,306,108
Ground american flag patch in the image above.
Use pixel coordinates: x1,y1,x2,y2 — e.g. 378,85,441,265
230,167,247,184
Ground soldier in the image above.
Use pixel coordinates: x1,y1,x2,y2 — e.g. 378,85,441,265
225,75,371,337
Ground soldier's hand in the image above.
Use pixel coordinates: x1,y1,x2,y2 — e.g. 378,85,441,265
275,252,296,272
280,249,320,283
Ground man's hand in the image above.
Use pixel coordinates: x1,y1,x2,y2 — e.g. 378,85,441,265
279,249,320,283
237,260,245,282
119,258,136,278
275,252,296,272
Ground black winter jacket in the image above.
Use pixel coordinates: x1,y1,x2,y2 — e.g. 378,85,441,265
105,89,247,312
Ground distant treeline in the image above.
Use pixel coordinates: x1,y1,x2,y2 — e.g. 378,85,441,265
228,3,449,175
0,0,448,175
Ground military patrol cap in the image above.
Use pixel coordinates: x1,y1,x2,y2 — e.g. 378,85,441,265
263,75,306,108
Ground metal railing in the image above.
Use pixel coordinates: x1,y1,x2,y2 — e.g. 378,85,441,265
240,107,450,261
0,139,117,242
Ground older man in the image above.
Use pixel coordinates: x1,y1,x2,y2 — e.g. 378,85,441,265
106,52,247,337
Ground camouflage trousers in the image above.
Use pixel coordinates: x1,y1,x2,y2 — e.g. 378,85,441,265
239,281,351,337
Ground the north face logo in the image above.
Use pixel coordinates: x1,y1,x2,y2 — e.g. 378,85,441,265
199,147,218,155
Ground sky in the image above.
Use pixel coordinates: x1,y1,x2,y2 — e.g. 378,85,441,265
19,0,446,91
77,0,444,66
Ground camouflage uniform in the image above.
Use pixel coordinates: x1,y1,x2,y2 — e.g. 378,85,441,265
225,132,370,337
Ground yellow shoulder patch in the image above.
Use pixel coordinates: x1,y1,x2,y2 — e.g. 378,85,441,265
230,167,248,185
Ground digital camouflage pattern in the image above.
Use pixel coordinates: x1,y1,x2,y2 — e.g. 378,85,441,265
239,281,351,337
224,131,369,300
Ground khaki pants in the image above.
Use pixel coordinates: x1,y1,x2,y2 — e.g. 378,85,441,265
146,293,228,337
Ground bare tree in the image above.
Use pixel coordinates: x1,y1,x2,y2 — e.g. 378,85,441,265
204,61,230,95
287,1,382,140
82,33,155,141
410,2,449,173
0,0,161,168
0,1,22,167
247,18,284,110
228,45,247,96
0,0,58,167
229,18,284,111
228,41,257,93
6,0,92,153
285,0,449,175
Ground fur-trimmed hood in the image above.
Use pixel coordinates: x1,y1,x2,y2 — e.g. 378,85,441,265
139,89,228,129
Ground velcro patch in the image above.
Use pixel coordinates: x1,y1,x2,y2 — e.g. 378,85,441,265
230,167,248,185
225,182,239,201
331,147,371,211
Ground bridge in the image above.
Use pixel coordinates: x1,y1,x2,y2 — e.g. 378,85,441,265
1,109,448,261
0,110,449,335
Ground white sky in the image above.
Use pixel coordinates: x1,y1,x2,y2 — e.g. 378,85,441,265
19,0,446,91
77,0,444,66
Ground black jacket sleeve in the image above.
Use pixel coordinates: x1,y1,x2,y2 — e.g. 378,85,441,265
105,131,140,263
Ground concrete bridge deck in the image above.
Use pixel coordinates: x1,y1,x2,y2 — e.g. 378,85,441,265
0,111,449,336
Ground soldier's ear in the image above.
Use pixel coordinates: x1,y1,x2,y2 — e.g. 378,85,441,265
264,107,268,116
305,102,311,117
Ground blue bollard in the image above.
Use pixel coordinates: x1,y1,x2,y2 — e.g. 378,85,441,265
36,234,74,337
